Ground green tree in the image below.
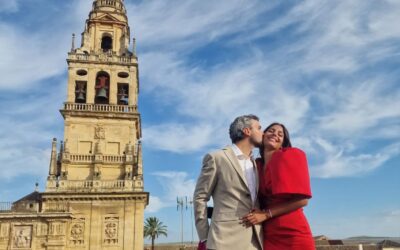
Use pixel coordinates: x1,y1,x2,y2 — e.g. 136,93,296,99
144,216,168,250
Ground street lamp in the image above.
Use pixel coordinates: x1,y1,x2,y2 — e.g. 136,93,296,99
177,196,187,247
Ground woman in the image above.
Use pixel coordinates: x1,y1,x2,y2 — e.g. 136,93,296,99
242,122,315,250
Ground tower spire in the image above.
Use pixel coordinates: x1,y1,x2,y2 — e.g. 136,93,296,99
48,138,57,179
71,33,75,52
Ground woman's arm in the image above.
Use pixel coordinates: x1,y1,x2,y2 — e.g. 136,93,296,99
242,196,309,226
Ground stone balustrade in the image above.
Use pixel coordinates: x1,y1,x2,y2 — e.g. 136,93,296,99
103,155,125,163
94,0,124,10
63,103,137,113
66,154,128,164
44,202,70,212
69,154,95,163
58,180,132,192
68,53,136,64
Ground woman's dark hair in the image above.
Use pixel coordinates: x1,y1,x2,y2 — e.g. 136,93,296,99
259,122,292,161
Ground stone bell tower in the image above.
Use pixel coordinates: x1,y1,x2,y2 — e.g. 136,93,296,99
42,0,148,248
0,1,147,249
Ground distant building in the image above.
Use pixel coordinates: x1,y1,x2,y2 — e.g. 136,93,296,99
379,239,400,250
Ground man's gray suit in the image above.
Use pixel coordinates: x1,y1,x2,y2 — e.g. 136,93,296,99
194,146,263,250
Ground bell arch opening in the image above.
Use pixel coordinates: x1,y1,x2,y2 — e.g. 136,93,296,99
101,35,113,52
95,71,110,104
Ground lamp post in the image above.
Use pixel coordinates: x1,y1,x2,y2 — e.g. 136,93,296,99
177,196,187,247
188,198,194,245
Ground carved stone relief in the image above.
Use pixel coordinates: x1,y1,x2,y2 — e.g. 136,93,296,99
94,125,105,139
69,218,85,246
12,225,32,249
0,223,10,237
103,216,118,245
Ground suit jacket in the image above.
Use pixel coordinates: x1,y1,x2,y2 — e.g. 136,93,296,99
193,146,263,250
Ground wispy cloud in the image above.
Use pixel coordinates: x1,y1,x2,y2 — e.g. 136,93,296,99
128,0,274,51
311,145,398,178
0,81,64,179
143,123,215,153
0,0,90,90
133,0,400,179
0,0,399,184
146,171,196,213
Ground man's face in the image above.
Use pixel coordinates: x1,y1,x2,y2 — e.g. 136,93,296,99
248,120,263,147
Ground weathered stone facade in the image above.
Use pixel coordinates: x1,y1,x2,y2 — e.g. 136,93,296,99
0,0,149,249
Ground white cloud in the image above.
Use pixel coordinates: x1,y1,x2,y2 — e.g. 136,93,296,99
143,123,215,153
145,171,196,213
135,0,400,180
0,0,91,90
310,142,400,178
146,196,168,213
127,0,273,50
153,171,196,199
317,80,400,136
0,82,64,180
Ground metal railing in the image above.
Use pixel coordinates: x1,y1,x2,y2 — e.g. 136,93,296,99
0,202,12,212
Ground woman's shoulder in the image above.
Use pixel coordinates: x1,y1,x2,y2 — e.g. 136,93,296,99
274,147,306,158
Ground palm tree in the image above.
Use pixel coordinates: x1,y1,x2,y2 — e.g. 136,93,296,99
144,216,168,250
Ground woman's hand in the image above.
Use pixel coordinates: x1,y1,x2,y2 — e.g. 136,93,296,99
241,208,269,226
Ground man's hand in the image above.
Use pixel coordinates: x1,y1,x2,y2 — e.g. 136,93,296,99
197,240,207,250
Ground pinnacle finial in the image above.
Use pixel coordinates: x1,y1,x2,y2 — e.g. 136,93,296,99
71,33,75,52
132,38,136,56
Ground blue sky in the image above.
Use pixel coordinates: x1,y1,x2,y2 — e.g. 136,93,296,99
0,0,400,243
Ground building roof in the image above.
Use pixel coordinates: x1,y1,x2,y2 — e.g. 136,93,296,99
13,191,42,204
379,239,400,247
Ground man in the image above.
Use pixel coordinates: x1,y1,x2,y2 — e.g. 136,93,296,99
194,115,263,250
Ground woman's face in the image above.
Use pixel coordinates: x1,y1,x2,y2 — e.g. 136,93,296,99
263,124,284,151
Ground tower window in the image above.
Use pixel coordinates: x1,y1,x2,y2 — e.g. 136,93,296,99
95,72,110,104
118,72,129,78
118,83,129,105
101,36,112,52
76,69,88,76
75,81,87,103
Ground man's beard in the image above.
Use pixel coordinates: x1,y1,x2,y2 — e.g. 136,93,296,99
249,136,262,147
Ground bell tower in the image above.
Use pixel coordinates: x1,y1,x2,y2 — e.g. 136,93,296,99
42,0,148,248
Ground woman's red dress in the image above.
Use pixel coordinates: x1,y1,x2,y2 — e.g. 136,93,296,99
257,147,315,250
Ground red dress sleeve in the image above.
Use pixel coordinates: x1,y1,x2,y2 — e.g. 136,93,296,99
269,147,312,198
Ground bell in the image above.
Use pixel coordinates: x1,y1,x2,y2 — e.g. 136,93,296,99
76,92,86,102
119,95,128,105
96,87,108,100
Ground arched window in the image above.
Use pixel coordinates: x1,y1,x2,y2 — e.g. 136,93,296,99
101,35,112,52
95,71,110,104
118,83,129,105
75,81,87,103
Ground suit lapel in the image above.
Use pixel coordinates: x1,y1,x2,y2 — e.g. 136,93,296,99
223,146,249,189
252,158,259,201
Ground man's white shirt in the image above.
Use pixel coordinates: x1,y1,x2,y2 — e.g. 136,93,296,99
231,144,257,204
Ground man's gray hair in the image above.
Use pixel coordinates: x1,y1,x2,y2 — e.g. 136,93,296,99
229,114,259,143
